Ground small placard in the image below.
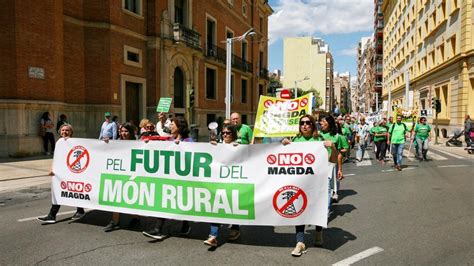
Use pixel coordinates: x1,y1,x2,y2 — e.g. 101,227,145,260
28,66,45,79
156,97,173,113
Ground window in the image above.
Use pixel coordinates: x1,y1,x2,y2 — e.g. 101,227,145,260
439,44,445,62
242,41,248,61
207,114,216,126
259,16,264,32
241,79,248,103
123,0,142,16
449,35,456,56
173,68,185,108
175,0,185,24
206,67,217,99
242,2,247,17
259,84,264,97
206,17,216,56
123,45,142,68
242,115,248,125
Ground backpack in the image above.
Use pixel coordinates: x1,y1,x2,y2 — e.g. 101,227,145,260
389,123,407,135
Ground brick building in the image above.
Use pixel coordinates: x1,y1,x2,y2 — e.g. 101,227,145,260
0,0,272,157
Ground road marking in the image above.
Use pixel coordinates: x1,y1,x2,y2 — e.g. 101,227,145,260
437,164,469,168
431,149,465,159
381,169,395,172
333,246,384,266
345,174,356,176
17,210,85,222
356,151,372,167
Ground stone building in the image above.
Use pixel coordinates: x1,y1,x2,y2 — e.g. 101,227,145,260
0,0,272,157
383,0,473,136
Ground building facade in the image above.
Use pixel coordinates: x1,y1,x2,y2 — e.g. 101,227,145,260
374,0,384,111
283,37,332,110
357,37,373,113
383,0,473,136
334,72,351,114
0,0,272,157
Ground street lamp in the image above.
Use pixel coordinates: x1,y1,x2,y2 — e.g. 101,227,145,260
224,28,256,119
294,76,310,99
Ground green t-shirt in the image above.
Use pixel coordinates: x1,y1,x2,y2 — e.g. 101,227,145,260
371,126,388,142
342,123,352,137
386,122,393,129
390,123,408,144
319,131,349,152
415,123,431,140
237,124,253,144
292,135,322,142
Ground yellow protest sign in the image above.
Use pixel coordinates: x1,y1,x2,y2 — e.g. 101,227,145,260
253,94,313,138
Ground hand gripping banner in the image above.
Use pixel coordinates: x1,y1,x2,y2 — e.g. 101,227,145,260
52,138,330,227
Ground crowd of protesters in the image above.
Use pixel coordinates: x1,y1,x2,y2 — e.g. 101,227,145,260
37,108,467,256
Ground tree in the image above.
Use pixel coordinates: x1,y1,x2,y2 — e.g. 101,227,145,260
297,87,323,109
268,75,282,96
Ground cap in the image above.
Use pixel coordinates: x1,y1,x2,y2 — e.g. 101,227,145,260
104,112,112,117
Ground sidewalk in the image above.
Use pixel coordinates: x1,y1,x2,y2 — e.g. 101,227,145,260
429,139,473,159
0,158,53,193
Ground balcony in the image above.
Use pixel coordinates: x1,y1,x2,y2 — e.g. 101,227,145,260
205,43,253,73
259,68,269,80
173,23,201,50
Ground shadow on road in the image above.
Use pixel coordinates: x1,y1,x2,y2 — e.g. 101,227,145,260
336,189,357,202
72,210,356,251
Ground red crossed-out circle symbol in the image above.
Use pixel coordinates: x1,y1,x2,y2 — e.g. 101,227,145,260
273,185,308,218
264,99,274,108
267,154,277,165
84,183,92,192
60,181,67,189
67,146,90,174
304,153,315,164
300,98,308,107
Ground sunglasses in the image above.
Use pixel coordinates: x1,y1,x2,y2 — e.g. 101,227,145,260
222,131,232,136
300,120,312,126
145,126,154,129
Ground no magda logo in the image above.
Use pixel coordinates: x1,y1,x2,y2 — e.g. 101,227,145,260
67,146,90,173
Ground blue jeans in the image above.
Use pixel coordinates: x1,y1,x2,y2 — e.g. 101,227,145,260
392,143,405,166
416,138,429,159
356,141,367,160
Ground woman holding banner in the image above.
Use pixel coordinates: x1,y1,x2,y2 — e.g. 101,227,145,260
37,124,86,224
103,122,140,232
203,124,240,247
281,114,339,257
319,115,348,204
142,116,192,240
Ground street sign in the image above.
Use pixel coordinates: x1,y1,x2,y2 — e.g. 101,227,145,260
156,97,173,113
280,89,291,99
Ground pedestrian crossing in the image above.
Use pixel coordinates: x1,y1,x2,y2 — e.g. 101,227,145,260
351,144,464,167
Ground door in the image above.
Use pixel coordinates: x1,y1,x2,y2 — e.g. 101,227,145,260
126,81,140,126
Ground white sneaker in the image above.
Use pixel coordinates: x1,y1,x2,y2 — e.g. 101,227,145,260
291,242,307,257
331,192,339,203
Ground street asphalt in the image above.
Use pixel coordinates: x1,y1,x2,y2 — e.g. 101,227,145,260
0,143,473,265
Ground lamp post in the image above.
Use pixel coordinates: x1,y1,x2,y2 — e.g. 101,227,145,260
224,28,256,119
294,76,310,99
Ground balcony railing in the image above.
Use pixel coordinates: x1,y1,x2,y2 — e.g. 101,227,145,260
259,68,269,80
173,23,201,50
205,43,253,73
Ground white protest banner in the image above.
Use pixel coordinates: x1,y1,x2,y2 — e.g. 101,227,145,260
52,138,330,227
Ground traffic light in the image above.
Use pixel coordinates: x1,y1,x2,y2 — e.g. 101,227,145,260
435,99,441,114
431,97,437,109
432,97,442,114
